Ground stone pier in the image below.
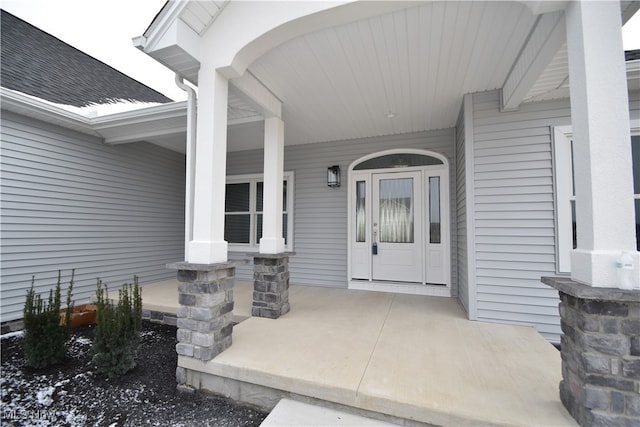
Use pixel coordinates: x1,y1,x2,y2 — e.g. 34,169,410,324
252,254,291,319
168,262,236,388
542,277,640,426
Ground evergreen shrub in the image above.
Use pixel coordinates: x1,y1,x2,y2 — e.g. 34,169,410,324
23,270,74,369
93,276,142,377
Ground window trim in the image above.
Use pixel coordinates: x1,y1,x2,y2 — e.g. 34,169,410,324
225,171,294,253
553,121,640,274
553,126,574,274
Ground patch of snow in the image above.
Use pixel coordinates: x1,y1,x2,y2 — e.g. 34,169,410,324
1,330,24,339
72,100,166,117
72,336,92,346
65,409,87,427
7,89,165,118
54,379,70,388
36,387,55,407
140,330,157,338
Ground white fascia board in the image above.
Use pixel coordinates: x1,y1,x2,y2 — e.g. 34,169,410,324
143,19,201,80
138,1,189,52
93,102,188,145
151,19,200,61
135,4,201,81
101,128,186,145
502,10,566,111
0,88,97,137
1,87,188,144
92,101,188,128
230,72,282,119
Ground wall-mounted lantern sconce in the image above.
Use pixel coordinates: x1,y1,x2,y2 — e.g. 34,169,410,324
327,165,341,187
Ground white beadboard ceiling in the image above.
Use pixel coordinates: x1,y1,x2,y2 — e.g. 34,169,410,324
179,0,228,35
244,1,538,147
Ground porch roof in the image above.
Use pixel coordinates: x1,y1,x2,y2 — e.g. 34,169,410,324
136,1,639,151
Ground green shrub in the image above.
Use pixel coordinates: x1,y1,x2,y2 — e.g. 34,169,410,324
23,270,74,369
92,276,142,377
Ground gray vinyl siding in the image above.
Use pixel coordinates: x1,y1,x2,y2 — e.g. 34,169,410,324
470,90,572,343
227,129,456,288
0,111,185,323
455,106,469,315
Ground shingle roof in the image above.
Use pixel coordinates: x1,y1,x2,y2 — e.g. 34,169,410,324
0,10,173,107
626,49,640,61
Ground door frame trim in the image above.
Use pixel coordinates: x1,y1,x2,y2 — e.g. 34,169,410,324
347,149,451,296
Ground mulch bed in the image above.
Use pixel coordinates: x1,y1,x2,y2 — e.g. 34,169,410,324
1,321,268,426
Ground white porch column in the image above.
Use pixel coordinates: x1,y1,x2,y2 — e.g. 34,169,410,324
259,117,285,254
188,68,229,264
565,0,640,288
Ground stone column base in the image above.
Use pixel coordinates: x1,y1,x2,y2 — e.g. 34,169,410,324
167,262,235,370
252,254,291,319
542,277,640,426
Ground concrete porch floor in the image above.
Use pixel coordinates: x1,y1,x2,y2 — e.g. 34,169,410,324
135,280,576,426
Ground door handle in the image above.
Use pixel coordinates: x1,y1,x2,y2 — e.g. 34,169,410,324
372,222,378,254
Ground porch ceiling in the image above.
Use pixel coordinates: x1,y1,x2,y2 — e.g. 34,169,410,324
223,0,638,151
244,1,538,147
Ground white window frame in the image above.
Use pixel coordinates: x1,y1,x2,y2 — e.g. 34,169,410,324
553,122,640,274
225,171,294,252
553,126,574,274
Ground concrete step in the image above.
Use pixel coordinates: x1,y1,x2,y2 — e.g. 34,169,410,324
260,399,398,427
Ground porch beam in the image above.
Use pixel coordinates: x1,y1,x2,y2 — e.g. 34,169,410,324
260,116,285,254
501,10,565,111
102,128,186,145
520,1,568,15
188,68,229,264
230,72,282,119
565,0,639,288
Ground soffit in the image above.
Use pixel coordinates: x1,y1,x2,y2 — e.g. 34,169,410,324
523,0,640,104
180,1,229,36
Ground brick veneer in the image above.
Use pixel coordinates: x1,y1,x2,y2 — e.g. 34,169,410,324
252,254,291,319
542,277,640,426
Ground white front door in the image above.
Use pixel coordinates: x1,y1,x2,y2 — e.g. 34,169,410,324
349,152,451,295
372,171,422,282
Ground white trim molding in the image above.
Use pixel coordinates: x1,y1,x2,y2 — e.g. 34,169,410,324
553,122,640,280
552,125,574,274
463,93,478,320
225,171,295,253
